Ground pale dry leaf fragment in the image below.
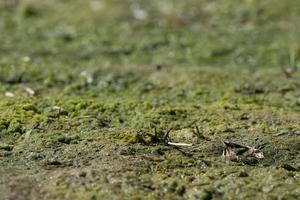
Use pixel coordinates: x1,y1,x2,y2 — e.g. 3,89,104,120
25,87,35,96
22,56,31,62
167,142,192,147
80,71,93,84
89,0,104,11
5,91,14,97
52,106,62,111
24,124,39,140
24,129,33,140
130,4,148,20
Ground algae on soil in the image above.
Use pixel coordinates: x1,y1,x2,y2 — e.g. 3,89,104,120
0,0,300,199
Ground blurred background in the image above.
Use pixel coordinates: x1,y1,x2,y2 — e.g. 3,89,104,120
0,0,299,70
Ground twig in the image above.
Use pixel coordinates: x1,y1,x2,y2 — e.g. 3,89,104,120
167,142,192,147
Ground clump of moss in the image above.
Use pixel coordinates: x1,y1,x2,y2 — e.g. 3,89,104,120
7,119,24,134
22,103,39,113
0,119,10,130
56,134,80,144
0,143,14,151
17,0,42,18
121,131,157,145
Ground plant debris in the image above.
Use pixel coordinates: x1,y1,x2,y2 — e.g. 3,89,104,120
4,91,14,97
130,3,148,20
222,141,264,161
24,87,36,96
137,129,193,147
1,0,300,199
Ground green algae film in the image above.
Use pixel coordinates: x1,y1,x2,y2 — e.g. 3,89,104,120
1,0,300,199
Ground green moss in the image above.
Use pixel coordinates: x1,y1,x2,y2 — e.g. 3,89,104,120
0,0,300,199
8,119,24,134
0,144,14,151
56,135,80,144
0,119,10,130
22,103,38,112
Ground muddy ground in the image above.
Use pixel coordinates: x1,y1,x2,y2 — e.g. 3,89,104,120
0,0,300,199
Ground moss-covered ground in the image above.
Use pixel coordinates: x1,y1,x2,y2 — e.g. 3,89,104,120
0,0,300,199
